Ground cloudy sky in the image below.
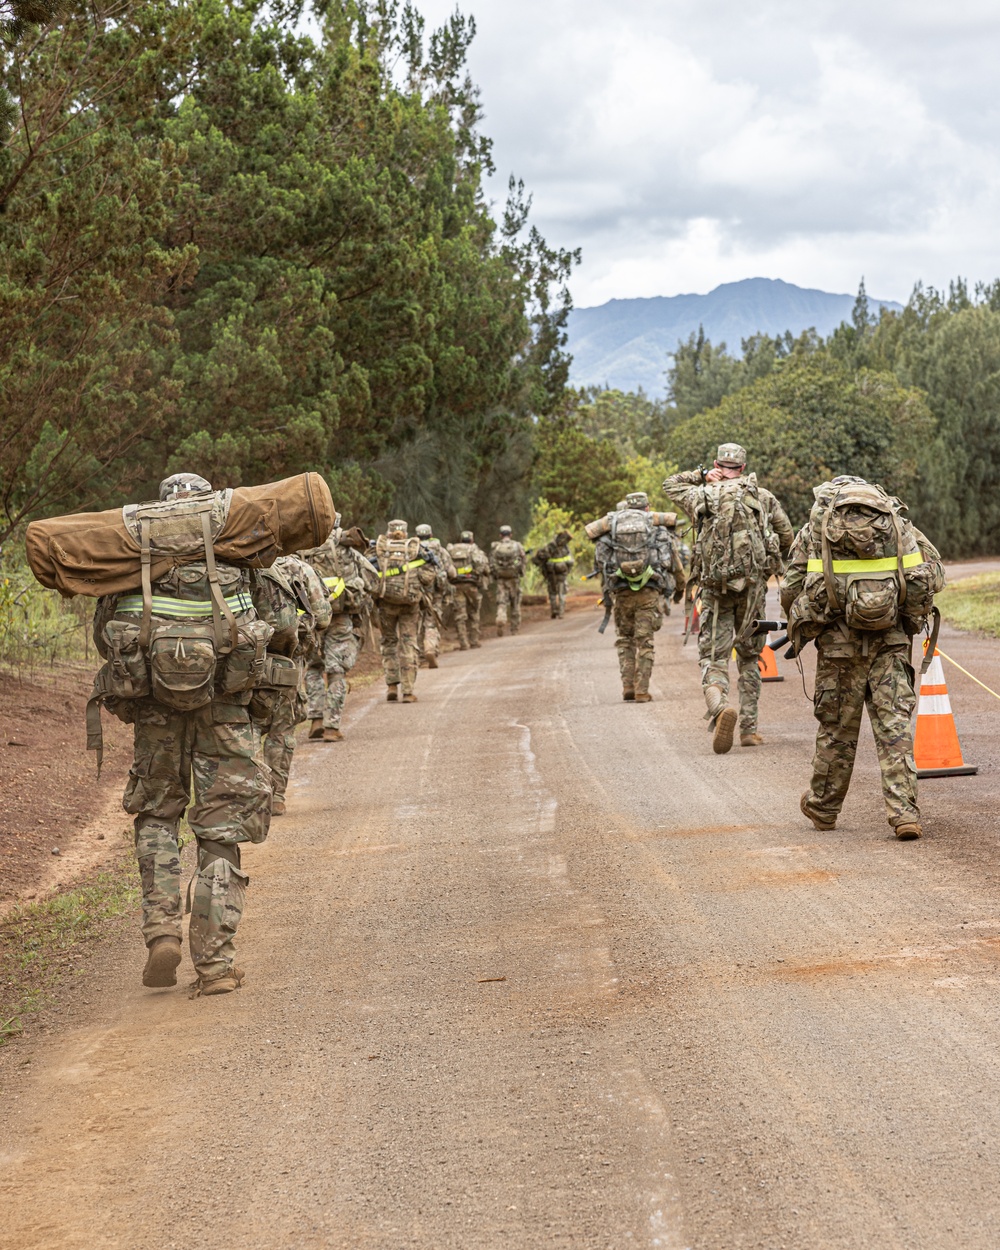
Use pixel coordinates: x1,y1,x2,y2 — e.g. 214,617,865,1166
415,0,1000,308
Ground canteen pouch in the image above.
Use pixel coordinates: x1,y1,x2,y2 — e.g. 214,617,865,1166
101,619,150,699
247,652,300,723
220,618,274,695
148,621,218,712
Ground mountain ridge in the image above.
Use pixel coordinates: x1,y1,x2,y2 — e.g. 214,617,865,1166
566,277,903,396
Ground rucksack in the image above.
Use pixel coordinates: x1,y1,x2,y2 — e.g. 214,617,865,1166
695,476,770,595
448,541,480,584
606,509,656,584
376,534,426,604
801,482,936,632
491,539,522,578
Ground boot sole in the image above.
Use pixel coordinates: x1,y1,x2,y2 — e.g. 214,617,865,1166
800,793,836,831
143,943,182,988
712,707,738,754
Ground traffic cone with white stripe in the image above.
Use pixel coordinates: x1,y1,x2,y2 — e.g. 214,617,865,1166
914,649,978,778
758,639,784,683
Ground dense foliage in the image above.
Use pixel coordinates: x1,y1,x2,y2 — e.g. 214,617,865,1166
0,0,577,542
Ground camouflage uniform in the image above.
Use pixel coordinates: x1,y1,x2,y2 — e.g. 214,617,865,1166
447,533,490,649
533,533,575,618
612,586,663,694
663,456,793,736
375,522,438,695
415,526,454,664
781,484,943,833
299,528,376,732
489,529,527,636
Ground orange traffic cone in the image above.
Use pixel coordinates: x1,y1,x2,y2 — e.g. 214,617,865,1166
914,649,977,778
758,641,784,683
691,595,701,636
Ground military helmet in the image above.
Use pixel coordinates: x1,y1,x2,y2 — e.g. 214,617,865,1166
460,530,474,542
499,525,512,536
625,491,649,510
556,530,571,544
716,442,747,468
159,472,211,501
830,475,867,486
388,518,408,534
415,523,432,539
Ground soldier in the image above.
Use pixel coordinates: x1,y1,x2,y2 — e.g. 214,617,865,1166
588,491,685,702
299,517,377,741
415,522,455,668
489,525,527,637
781,476,944,840
374,519,438,701
97,473,273,997
664,443,793,754
447,529,491,650
256,554,331,815
533,530,575,618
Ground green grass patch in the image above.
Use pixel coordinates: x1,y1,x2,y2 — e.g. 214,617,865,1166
938,573,1000,638
0,857,140,1044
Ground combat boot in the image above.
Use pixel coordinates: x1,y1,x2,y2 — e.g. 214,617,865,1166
497,622,506,638
800,793,836,831
428,655,439,669
308,719,324,739
386,685,399,702
622,687,635,701
471,640,481,649
712,707,738,754
142,935,182,988
271,796,286,816
740,732,764,747
894,821,922,840
402,692,418,703
191,966,245,998
323,728,343,742
635,692,652,704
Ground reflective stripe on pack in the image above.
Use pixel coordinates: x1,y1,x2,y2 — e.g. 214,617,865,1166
323,576,346,598
380,559,426,578
115,591,254,618
806,552,923,574
455,565,473,575
617,566,654,592
548,555,573,565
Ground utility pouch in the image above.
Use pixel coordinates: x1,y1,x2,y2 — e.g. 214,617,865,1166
219,618,274,695
101,620,150,699
148,621,218,712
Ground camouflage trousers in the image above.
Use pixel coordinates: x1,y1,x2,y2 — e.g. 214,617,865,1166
123,699,271,980
613,586,663,695
452,583,482,647
263,681,305,801
305,615,360,730
378,600,420,692
545,575,568,618
808,641,919,829
495,578,522,633
418,593,446,661
698,586,766,732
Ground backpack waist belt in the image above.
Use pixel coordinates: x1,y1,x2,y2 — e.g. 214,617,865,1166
617,566,655,592
549,555,573,565
381,559,426,577
806,553,922,574
115,591,254,618
455,565,473,575
323,575,346,598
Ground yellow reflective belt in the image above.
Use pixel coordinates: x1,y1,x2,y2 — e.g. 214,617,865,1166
549,555,573,564
455,565,473,575
116,591,254,618
323,575,346,599
806,553,923,574
380,559,426,578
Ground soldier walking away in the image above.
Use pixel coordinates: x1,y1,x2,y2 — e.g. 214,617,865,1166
587,492,685,702
781,476,945,840
490,525,527,637
375,519,438,700
91,473,276,996
533,531,575,618
447,530,491,649
415,523,455,667
664,443,793,754
254,554,331,815
299,516,377,740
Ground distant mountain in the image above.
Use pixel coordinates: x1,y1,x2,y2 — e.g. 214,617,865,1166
566,277,903,396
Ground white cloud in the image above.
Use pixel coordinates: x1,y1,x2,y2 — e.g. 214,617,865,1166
416,0,1000,304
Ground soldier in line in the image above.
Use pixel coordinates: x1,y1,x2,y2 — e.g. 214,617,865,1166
447,529,491,650
415,522,455,667
374,519,438,700
588,491,684,702
533,531,575,618
664,443,793,754
300,517,377,741
781,476,945,840
489,525,527,637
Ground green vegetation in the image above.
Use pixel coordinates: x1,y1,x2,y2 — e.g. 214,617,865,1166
937,573,1000,638
0,543,91,669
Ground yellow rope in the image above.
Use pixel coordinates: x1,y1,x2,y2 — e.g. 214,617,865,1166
936,647,1000,703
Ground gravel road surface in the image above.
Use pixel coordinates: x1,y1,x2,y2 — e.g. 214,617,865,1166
2,597,1000,1249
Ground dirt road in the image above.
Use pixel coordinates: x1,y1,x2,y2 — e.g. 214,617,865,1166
3,602,1000,1249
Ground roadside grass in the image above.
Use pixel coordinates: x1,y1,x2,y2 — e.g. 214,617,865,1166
938,573,1000,638
1,538,91,673
0,856,141,1044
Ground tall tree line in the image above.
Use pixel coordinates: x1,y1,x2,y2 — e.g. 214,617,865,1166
0,0,577,544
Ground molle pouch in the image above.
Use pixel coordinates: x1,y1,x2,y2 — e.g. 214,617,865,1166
101,619,150,699
258,652,300,690
843,576,899,632
220,618,274,695
148,622,218,711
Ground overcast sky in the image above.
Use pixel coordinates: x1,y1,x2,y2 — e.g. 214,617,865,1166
415,0,1000,308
